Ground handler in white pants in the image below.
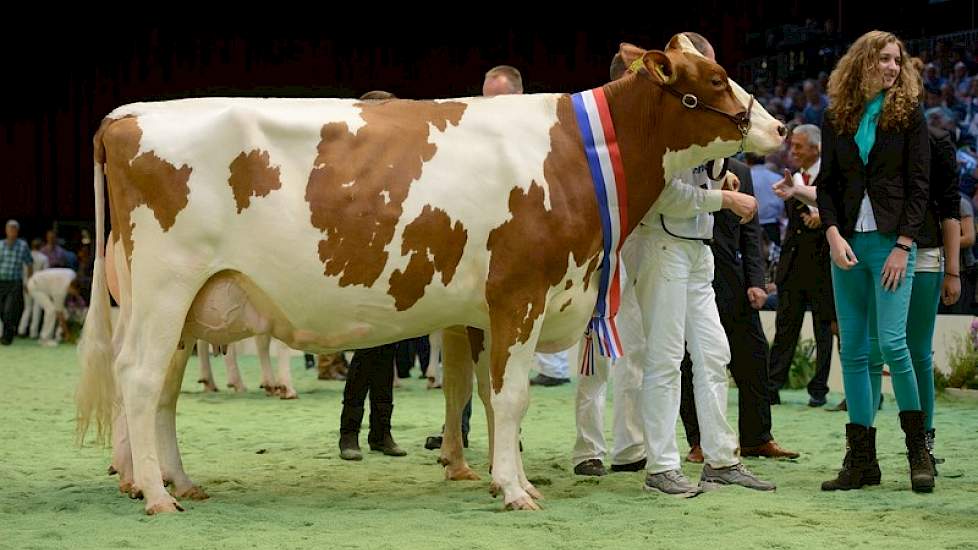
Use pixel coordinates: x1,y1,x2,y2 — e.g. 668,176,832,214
572,245,646,475
27,268,78,347
637,163,774,495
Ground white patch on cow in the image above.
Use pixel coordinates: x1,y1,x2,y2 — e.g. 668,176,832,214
380,190,391,205
661,137,742,182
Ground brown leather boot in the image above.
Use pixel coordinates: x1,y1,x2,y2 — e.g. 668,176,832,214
900,411,934,493
821,424,877,491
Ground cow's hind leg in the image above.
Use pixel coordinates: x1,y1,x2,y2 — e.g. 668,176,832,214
438,325,479,481
159,335,209,501
117,292,196,514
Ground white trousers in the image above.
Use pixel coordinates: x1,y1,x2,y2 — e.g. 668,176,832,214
572,342,646,466
28,283,60,342
18,290,42,337
536,350,570,379
632,228,739,473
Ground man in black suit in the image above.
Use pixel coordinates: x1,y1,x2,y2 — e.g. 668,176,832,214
680,158,800,461
766,124,837,408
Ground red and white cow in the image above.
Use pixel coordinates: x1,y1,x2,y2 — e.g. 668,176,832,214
77,35,784,514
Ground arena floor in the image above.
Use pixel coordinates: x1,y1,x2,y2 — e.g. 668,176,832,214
3,339,977,549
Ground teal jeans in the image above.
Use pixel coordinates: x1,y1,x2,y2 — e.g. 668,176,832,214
831,231,920,427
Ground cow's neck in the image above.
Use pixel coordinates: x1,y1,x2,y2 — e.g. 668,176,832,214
600,78,667,237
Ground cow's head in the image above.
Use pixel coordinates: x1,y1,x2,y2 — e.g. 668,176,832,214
616,34,785,179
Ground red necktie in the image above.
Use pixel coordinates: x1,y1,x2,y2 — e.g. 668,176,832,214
802,171,811,186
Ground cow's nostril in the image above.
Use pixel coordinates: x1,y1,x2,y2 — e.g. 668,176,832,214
777,125,787,137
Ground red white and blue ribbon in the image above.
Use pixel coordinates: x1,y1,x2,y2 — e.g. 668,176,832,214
571,87,628,375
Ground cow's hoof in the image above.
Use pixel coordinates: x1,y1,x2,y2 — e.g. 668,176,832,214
199,380,219,392
227,383,247,393
524,484,544,500
146,497,184,515
119,481,139,498
261,384,276,397
489,482,501,498
504,495,541,511
174,485,209,501
445,464,481,481
278,387,298,400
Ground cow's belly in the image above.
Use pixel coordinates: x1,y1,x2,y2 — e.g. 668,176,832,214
181,267,489,354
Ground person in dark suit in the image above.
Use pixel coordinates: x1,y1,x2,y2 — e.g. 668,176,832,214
680,158,800,462
766,124,837,408
814,31,933,493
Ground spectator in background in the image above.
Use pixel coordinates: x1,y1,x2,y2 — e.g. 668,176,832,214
941,83,967,123
26,268,79,347
747,153,785,247
18,238,48,338
1,220,34,345
40,229,68,268
802,80,828,126
951,61,972,98
923,63,945,90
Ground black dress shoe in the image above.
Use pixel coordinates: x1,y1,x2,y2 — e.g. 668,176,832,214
808,396,828,407
573,459,608,476
530,374,570,387
610,458,647,472
423,432,469,450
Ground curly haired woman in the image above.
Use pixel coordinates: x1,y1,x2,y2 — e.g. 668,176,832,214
814,30,934,493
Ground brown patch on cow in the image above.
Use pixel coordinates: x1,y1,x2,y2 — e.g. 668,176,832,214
559,299,572,313
485,96,602,392
101,117,193,262
305,100,467,288
466,327,485,364
388,205,468,310
227,149,282,213
564,280,573,290
582,254,601,291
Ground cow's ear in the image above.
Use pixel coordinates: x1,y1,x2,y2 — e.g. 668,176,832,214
642,51,676,85
667,33,697,53
619,42,647,71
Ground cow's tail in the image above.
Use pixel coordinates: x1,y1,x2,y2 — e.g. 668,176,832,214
76,121,116,446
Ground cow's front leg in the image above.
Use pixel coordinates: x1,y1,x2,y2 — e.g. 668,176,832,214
438,326,478,481
224,343,248,393
273,339,298,399
196,341,219,392
255,335,278,396
487,318,543,511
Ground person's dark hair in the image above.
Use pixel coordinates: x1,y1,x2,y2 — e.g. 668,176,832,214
610,53,627,80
